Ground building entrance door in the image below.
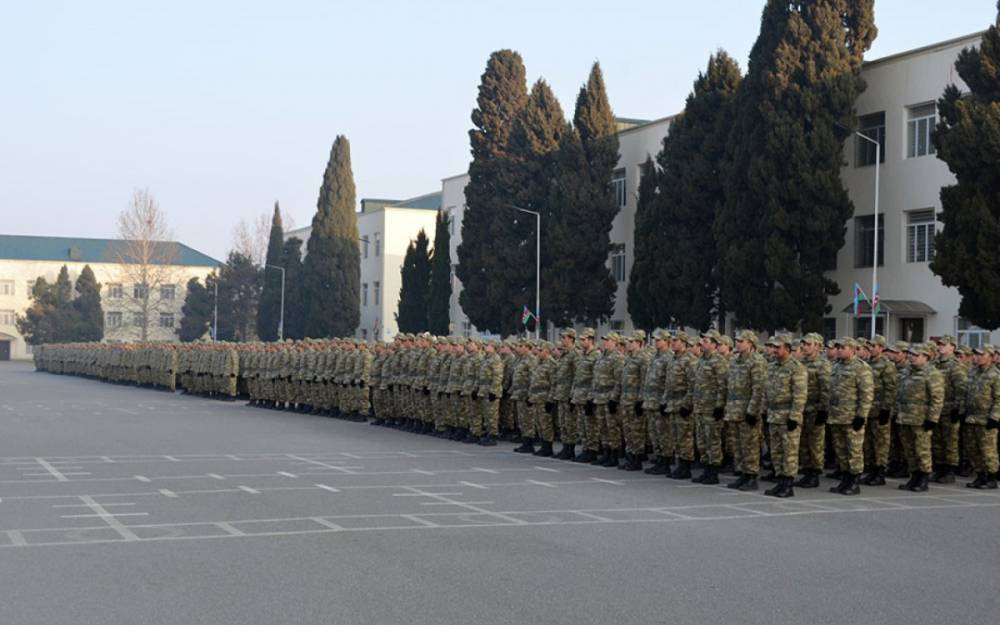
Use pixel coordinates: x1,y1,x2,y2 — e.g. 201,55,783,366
0,341,10,361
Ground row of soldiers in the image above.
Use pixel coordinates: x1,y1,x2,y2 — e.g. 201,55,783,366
32,328,1000,498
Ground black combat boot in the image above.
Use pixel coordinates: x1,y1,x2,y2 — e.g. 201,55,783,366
794,469,820,489
727,474,749,490
825,468,844,480
720,455,736,475
765,476,786,496
695,465,719,485
601,448,620,468
956,461,973,478
644,456,669,475
761,469,778,483
931,465,956,484
478,434,497,447
839,474,861,496
670,459,692,480
555,444,575,460
573,449,596,463
513,438,535,454
622,453,644,472
966,472,987,488
533,441,554,457
738,474,759,492
462,432,480,444
983,473,1000,489
908,471,929,492
829,473,850,494
774,476,795,498
591,446,610,466
886,461,909,478
863,466,886,486
899,473,918,490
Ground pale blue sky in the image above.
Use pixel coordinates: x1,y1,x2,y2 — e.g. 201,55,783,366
1,1,994,260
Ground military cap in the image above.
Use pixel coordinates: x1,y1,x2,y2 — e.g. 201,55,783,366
906,342,931,356
652,328,672,341
972,344,994,355
560,328,577,339
934,335,956,346
767,334,793,347
890,341,909,353
870,334,887,348
718,335,733,348
791,338,802,350
675,331,697,346
833,336,858,349
802,332,824,345
957,344,973,356
630,329,647,343
579,327,596,340
603,331,621,342
700,329,722,343
736,329,759,345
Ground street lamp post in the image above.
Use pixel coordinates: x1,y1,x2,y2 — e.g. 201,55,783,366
265,264,286,341
507,204,541,340
212,278,218,341
856,131,881,339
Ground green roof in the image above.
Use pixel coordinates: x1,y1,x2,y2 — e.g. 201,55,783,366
390,192,441,210
0,234,220,267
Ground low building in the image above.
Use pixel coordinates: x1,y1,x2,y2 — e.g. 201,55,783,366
0,234,220,360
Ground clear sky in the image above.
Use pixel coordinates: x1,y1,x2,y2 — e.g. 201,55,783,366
1,1,994,261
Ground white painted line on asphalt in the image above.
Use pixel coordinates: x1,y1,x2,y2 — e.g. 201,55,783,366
420,501,494,506
159,489,178,498
164,456,181,462
277,472,298,478
6,531,26,546
725,505,771,516
573,511,614,522
53,503,136,509
412,469,435,475
207,473,226,480
590,478,625,485
533,466,560,473
34,458,69,482
61,513,149,519
928,495,979,506
393,492,462,497
287,454,357,474
459,481,488,490
527,480,557,488
341,453,363,459
238,486,260,494
101,456,115,463
653,509,694,520
310,517,343,530
215,522,245,536
226,454,240,460
61,472,92,476
76,497,142,542
473,467,500,474
134,475,151,483
402,515,440,527
315,484,341,493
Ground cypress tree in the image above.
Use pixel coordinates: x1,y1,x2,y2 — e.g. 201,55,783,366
216,251,261,341
16,277,58,345
716,0,876,331
52,265,79,342
73,265,104,342
645,52,742,332
302,135,361,338
427,210,452,335
930,7,1000,329
280,237,306,339
627,155,661,330
177,277,212,341
456,50,528,335
396,229,432,333
256,201,285,341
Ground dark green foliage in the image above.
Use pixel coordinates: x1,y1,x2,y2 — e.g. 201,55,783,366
396,229,432,333
427,210,452,335
55,265,72,308
930,8,1000,328
177,277,213,341
716,0,876,331
302,135,361,338
17,277,59,345
627,156,661,330
634,52,742,332
256,202,285,341
72,265,103,342
280,237,306,340
215,251,261,342
456,50,529,335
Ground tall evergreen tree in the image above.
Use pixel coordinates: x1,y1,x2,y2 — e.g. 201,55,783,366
930,7,1000,329
257,201,285,341
72,265,104,342
637,52,742,332
302,136,360,338
396,229,432,333
216,251,261,342
51,265,79,342
280,237,306,339
456,50,529,335
627,155,660,330
427,210,452,335
716,0,876,331
16,277,59,345
177,277,213,341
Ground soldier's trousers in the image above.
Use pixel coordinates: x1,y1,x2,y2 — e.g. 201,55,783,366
557,402,577,445
769,421,801,478
532,403,555,443
799,411,826,471
623,404,646,455
500,396,515,432
966,424,999,473
463,395,477,432
932,418,961,466
735,420,762,474
646,409,670,457
696,414,724,466
723,422,738,460
830,423,865,475
899,424,933,473
599,404,622,450
449,393,463,428
575,404,601,452
671,412,695,461
864,417,892,468
516,400,535,439
481,397,500,436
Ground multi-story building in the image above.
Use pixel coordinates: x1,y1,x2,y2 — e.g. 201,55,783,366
284,193,439,341
0,234,220,360
442,32,994,346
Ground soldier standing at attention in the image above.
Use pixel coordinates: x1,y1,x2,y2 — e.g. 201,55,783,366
763,334,808,498
691,330,728,484
592,333,625,467
792,333,832,488
511,341,538,453
725,330,767,491
896,343,944,492
931,335,968,483
476,340,504,446
528,342,557,457
641,329,673,475
620,331,652,471
553,329,580,460
862,336,898,485
963,344,1000,489
571,328,601,463
666,333,697,479
826,338,874,495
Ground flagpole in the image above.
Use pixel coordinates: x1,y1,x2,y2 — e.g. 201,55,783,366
871,140,880,339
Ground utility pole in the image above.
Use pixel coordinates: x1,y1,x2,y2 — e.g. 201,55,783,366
266,264,286,341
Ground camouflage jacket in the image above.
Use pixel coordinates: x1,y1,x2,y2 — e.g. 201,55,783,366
528,357,556,404
510,353,538,401
661,350,695,414
936,355,968,416
827,356,874,424
477,353,504,398
640,350,672,409
965,364,1000,425
553,348,579,402
619,350,651,405
765,357,808,424
801,355,832,414
692,351,728,416
592,350,625,405
870,355,898,415
895,363,944,426
723,351,767,421
570,347,601,405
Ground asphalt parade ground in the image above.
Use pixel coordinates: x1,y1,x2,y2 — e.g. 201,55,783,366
0,361,996,625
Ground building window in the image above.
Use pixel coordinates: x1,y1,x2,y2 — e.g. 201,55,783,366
610,320,625,331
374,232,381,257
462,321,471,338
0,280,13,296
159,313,174,328
26,280,37,295
906,103,936,159
374,281,381,306
106,311,123,328
906,209,936,263
0,310,14,326
446,207,456,235
853,215,884,268
610,243,626,282
362,236,369,259
822,318,837,341
160,284,175,301
899,317,925,343
132,313,146,327
362,283,368,306
612,168,626,209
133,283,148,299
957,318,990,348
854,316,885,339
856,111,886,167
107,283,123,299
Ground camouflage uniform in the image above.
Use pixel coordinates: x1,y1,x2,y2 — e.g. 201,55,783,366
798,344,832,475
477,346,504,441
933,344,968,480
571,332,601,457
665,340,697,473
895,344,944,488
510,347,536,441
592,337,625,459
723,333,767,481
964,347,1000,486
528,349,557,450
553,336,580,453
764,337,808,495
692,334,729,471
865,345,898,477
827,342,874,485
640,333,673,471
620,332,652,460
